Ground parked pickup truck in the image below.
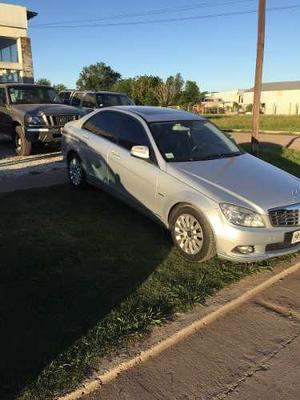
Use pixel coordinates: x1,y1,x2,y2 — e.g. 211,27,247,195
0,83,83,156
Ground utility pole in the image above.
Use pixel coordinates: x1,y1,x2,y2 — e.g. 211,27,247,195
251,0,266,154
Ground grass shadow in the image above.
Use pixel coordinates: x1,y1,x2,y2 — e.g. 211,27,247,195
0,185,172,399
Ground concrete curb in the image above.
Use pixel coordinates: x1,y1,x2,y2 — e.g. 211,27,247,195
58,261,300,400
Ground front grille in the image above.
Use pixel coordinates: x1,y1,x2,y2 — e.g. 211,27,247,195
269,204,300,227
43,114,80,127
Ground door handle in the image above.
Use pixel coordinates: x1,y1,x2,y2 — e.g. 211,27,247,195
110,150,121,160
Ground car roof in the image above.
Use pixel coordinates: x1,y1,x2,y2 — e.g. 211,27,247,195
0,83,52,88
86,91,128,95
113,106,206,123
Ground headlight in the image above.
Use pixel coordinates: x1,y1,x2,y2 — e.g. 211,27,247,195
25,115,44,125
220,203,265,227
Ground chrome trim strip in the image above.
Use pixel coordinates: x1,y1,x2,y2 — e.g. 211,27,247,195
27,128,49,132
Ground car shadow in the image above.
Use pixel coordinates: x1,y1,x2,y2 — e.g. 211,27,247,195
0,181,172,399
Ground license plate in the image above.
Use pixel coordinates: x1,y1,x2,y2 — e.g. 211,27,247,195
291,230,300,244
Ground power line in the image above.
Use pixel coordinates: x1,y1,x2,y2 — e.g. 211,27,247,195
30,4,300,29
31,0,255,27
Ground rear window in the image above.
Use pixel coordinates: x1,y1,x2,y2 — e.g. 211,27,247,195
96,94,133,107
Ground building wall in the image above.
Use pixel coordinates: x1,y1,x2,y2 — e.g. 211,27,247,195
0,3,34,83
243,90,300,115
213,90,241,104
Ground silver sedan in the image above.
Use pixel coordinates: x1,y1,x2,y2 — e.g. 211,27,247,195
62,106,300,263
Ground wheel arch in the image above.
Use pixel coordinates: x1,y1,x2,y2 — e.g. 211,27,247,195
168,202,198,227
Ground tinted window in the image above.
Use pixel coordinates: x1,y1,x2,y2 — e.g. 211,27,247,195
117,114,149,150
8,86,61,105
71,92,84,107
60,91,72,100
83,111,149,149
83,111,119,142
82,93,97,108
96,94,133,107
0,88,6,104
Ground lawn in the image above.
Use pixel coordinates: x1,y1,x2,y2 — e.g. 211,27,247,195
0,147,299,400
206,114,300,133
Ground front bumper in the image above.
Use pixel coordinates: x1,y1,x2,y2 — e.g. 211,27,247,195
25,127,63,143
209,210,300,263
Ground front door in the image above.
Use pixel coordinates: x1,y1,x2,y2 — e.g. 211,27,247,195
106,111,159,216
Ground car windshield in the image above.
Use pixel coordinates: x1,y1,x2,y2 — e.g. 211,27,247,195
96,93,133,107
8,86,62,105
150,120,242,162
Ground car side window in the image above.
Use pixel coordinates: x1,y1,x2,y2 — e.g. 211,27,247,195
82,93,97,108
83,111,119,143
116,114,150,150
0,88,7,105
71,92,84,107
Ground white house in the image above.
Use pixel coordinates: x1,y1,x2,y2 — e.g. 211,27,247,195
243,81,300,115
212,81,300,115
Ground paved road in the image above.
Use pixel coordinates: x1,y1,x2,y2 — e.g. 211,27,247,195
232,132,300,150
83,269,300,400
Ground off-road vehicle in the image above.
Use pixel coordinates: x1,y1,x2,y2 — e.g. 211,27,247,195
0,83,83,156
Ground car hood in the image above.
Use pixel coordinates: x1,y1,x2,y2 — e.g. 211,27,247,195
10,104,82,115
167,153,300,212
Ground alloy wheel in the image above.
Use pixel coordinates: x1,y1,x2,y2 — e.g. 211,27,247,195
174,213,204,255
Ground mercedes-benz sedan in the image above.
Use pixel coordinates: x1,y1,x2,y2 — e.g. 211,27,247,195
62,106,300,263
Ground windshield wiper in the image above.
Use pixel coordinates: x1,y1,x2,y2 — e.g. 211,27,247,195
195,152,242,161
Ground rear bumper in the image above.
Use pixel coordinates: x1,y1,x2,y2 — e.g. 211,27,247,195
25,127,62,143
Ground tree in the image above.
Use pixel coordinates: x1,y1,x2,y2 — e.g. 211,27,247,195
53,83,67,93
181,81,200,105
131,75,162,105
36,78,51,86
166,73,184,104
112,78,134,98
246,103,253,113
154,82,176,107
76,62,121,91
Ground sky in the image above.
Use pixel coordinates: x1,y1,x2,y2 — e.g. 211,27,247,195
4,0,300,91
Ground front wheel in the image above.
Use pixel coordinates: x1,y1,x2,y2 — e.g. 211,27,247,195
15,126,32,156
170,205,216,263
67,154,87,189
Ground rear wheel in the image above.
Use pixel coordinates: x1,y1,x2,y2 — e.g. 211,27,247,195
67,154,87,188
15,126,32,156
169,205,216,262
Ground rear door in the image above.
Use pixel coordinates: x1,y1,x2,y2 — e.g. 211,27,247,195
80,111,118,185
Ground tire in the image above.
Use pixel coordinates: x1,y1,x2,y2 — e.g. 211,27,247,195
169,204,216,263
15,126,32,156
67,153,87,189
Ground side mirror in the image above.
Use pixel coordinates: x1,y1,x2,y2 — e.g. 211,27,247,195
130,145,150,160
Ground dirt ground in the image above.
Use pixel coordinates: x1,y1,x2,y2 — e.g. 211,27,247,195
0,136,67,192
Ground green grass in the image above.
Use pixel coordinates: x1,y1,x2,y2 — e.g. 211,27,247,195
0,147,299,400
206,115,300,133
